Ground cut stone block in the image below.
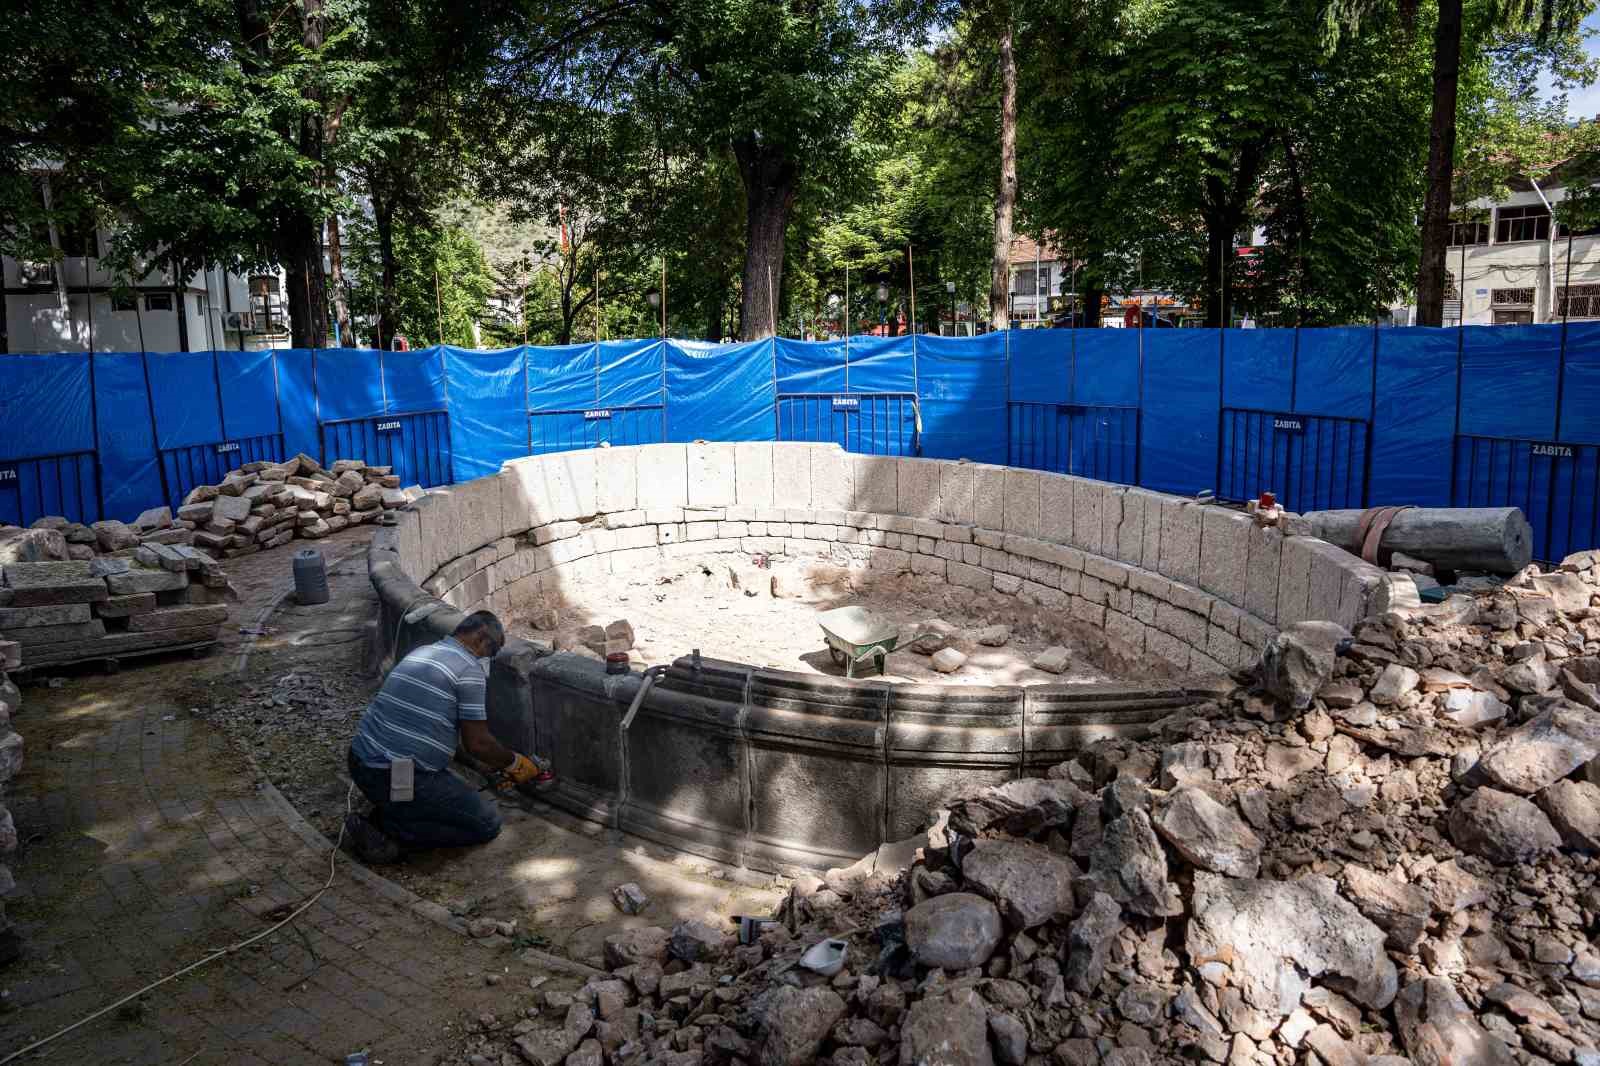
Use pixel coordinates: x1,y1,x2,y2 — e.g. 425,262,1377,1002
1038,473,1073,546
9,619,108,646
0,603,91,627
132,506,172,531
937,462,975,525
127,604,228,631
852,455,898,514
732,443,774,508
893,458,939,519
19,625,221,666
973,465,1006,530
770,444,813,509
1245,524,1282,624
1003,469,1040,537
104,568,188,596
636,445,690,511
688,442,738,508
97,593,157,618
2,561,109,605
212,495,251,524
811,447,854,511
1199,507,1250,608
594,446,639,513
1072,480,1104,554
1157,498,1201,587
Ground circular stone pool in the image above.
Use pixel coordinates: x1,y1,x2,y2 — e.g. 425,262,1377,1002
368,441,1394,871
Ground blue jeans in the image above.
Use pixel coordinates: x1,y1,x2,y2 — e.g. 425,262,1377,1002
347,749,503,850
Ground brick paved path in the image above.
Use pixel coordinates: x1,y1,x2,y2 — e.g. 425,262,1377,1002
0,532,518,1065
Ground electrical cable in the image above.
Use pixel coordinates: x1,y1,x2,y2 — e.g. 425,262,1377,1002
0,783,356,1065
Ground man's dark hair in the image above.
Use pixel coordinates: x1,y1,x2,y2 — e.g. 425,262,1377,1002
454,611,505,653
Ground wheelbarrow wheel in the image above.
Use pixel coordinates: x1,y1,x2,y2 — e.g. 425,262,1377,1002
829,647,847,668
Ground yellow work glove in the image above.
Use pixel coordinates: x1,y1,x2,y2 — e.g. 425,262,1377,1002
504,753,541,786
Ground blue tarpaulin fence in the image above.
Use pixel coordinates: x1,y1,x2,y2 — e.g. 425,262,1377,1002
3,325,1598,562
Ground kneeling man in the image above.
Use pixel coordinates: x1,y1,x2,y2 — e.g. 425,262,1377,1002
343,611,550,862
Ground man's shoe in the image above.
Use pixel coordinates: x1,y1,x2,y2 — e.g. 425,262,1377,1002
342,811,402,864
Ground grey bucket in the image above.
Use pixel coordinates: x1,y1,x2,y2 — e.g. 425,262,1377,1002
292,548,330,605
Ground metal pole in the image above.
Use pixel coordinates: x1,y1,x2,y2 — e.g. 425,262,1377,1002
1558,223,1576,440
434,266,445,346
595,266,602,343
844,262,850,388
661,259,667,339
767,264,776,340
908,244,917,335
522,281,529,346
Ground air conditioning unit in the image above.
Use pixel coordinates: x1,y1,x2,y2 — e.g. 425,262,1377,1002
222,311,251,333
17,261,53,286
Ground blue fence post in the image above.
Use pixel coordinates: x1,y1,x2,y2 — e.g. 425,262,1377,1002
140,352,168,507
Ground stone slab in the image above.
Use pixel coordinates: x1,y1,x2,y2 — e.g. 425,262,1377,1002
9,620,108,646
1072,479,1104,555
0,603,92,627
1003,468,1040,537
1276,535,1316,625
636,445,690,511
1244,524,1282,624
972,465,1006,531
1199,507,1250,608
19,625,219,666
125,604,229,632
2,561,109,605
734,443,774,507
96,594,155,619
811,447,854,511
897,458,942,519
938,463,976,526
688,442,737,508
771,444,813,509
105,568,188,596
1039,473,1073,546
852,455,898,514
1157,498,1201,587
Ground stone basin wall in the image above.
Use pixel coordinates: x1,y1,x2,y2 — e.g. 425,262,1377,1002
366,443,1398,872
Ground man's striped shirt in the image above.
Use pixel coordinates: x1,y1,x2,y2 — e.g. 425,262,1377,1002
351,636,486,771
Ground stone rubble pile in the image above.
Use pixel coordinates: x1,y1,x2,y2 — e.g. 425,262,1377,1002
0,455,422,567
449,547,1600,1066
0,550,230,668
0,660,20,964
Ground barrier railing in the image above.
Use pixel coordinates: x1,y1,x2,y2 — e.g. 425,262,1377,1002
319,410,452,489
1217,408,1370,513
775,392,920,456
1452,434,1599,563
1006,402,1139,485
0,449,101,527
526,404,666,457
158,434,284,511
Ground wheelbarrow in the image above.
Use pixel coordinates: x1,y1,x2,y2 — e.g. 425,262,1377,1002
816,605,924,679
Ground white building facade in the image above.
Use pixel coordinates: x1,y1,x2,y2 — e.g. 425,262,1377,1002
2,219,289,354
1439,180,1600,326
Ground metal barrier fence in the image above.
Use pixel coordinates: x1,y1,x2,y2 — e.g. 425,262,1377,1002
0,450,101,527
526,404,666,457
1217,408,1370,513
1006,402,1139,485
775,393,920,456
1452,434,1599,563
158,434,285,511
319,410,453,489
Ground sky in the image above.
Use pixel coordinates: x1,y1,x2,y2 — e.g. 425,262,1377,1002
1539,8,1600,117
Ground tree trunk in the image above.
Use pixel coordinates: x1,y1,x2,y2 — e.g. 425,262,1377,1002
705,286,724,342
373,192,397,345
1081,281,1103,328
989,9,1017,332
1202,200,1233,329
277,0,329,348
1415,0,1464,328
734,138,798,340
327,213,351,344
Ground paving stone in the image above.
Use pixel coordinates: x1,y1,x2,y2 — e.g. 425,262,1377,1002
2,561,109,605
104,567,188,596
126,605,228,632
0,603,92,628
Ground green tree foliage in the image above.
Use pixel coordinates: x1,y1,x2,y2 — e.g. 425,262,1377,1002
344,213,494,347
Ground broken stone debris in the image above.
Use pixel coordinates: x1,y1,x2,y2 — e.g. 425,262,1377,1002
0,453,417,568
449,545,1600,1066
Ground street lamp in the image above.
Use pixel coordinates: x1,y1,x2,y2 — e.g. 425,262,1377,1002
645,287,661,310
945,281,956,336
876,282,889,332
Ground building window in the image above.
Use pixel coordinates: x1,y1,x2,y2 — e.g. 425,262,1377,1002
1491,287,1535,307
1491,287,1535,325
1448,220,1490,246
111,293,137,312
1558,284,1600,319
145,293,173,312
1495,205,1550,243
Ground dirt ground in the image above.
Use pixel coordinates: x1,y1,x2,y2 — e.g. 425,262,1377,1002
512,552,1129,685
